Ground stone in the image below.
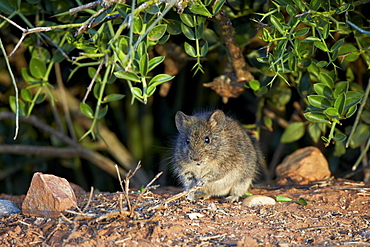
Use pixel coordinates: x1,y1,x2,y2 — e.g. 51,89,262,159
242,195,276,207
22,172,77,218
0,200,21,216
276,146,331,185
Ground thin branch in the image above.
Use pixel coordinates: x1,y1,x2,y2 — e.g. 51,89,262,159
0,145,82,157
69,0,103,15
0,112,129,179
130,171,163,216
83,59,104,103
0,38,19,139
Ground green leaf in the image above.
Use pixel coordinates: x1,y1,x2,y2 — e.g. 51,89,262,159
181,23,195,40
149,74,175,87
286,5,296,16
9,96,26,116
103,94,125,103
88,67,101,83
307,95,332,109
313,83,333,97
294,27,310,37
281,122,305,143
339,44,359,62
212,0,226,14
344,95,362,109
304,112,331,124
270,15,285,35
98,105,108,119
349,123,370,149
139,53,149,76
308,123,321,143
188,1,212,17
133,15,144,34
180,13,194,27
0,0,18,14
35,93,46,104
336,3,351,14
200,41,208,56
324,107,339,116
80,103,94,119
137,41,147,57
334,93,346,116
276,196,292,202
316,61,328,68
264,116,273,129
314,40,328,52
333,133,346,142
21,68,40,84
195,22,205,39
303,36,321,42
361,109,370,124
334,81,349,98
114,71,141,82
296,198,308,206
146,85,156,96
148,24,167,41
148,56,165,72
292,0,305,12
249,80,260,91
132,87,143,99
184,42,197,57
21,88,33,102
346,104,357,118
29,57,46,79
319,73,334,88
167,19,182,35
309,0,321,10
93,83,101,99
330,38,345,53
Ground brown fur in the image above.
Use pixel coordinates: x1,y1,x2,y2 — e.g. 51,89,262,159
173,109,263,202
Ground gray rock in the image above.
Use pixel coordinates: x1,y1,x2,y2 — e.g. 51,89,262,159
0,200,21,216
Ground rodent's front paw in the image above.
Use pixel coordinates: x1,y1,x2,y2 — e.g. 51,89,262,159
195,180,204,187
186,192,195,201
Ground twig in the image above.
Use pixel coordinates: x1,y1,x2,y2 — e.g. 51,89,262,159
69,0,103,15
83,59,104,103
0,112,130,179
147,186,202,211
130,171,163,216
82,187,95,212
0,37,19,139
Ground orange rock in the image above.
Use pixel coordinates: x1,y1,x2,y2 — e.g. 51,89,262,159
276,146,331,185
22,172,77,217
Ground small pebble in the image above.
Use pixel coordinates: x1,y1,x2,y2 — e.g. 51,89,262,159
187,213,205,220
0,200,21,216
242,195,276,207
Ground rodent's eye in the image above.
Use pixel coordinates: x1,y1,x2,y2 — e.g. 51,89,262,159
185,138,190,144
204,136,210,144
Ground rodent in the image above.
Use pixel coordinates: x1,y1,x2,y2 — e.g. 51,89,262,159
173,109,263,202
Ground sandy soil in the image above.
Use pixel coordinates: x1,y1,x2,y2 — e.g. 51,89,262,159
1,178,370,246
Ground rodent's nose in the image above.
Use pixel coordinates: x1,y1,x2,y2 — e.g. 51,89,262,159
192,156,200,162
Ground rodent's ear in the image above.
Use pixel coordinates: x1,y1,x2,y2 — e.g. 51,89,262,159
175,111,189,131
208,109,226,131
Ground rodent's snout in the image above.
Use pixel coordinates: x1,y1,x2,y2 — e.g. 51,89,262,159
189,153,202,165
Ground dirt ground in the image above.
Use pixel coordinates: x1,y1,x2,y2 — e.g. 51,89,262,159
1,178,370,246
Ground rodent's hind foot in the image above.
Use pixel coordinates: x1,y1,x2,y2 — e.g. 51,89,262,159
225,195,240,202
